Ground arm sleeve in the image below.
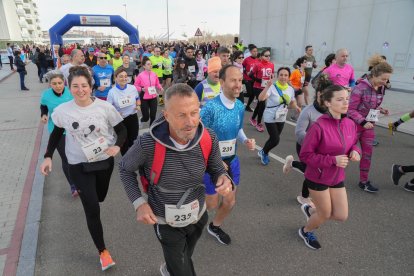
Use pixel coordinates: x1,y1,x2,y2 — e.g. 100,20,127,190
113,121,127,147
295,109,311,145
237,129,248,144
347,87,366,125
118,136,147,210
40,105,48,117
44,126,65,159
299,124,337,168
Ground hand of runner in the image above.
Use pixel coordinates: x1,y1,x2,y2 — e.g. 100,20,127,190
41,115,48,124
104,146,120,157
364,122,374,129
136,203,158,225
295,106,302,113
380,108,390,115
349,150,361,162
40,158,52,176
335,155,349,168
245,138,256,150
215,175,232,196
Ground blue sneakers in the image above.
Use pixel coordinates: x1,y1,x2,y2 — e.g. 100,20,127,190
298,227,321,250
258,150,269,166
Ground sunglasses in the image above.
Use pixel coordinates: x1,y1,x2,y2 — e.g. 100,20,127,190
237,56,244,59
99,57,107,60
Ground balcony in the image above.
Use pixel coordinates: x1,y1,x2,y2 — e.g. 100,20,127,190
22,3,30,9
19,20,28,28
27,25,35,31
17,8,26,16
25,14,33,19
14,0,23,4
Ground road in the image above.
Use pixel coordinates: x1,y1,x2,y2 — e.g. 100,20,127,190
35,108,414,276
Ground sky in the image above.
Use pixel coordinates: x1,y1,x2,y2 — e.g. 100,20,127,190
37,0,240,40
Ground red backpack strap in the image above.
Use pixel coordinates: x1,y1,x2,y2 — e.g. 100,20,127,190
150,141,166,185
199,129,212,166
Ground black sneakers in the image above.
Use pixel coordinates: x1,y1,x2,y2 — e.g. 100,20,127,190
358,181,379,193
207,223,231,245
298,227,321,250
391,164,404,185
404,181,414,193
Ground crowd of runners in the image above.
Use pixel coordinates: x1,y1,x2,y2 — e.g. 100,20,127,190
32,40,414,275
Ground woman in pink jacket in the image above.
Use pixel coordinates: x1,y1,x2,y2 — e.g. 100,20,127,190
298,85,361,250
134,57,163,125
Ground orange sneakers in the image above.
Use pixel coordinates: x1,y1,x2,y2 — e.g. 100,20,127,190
99,249,115,271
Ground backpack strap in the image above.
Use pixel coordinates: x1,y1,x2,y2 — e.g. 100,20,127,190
199,129,212,166
150,141,166,185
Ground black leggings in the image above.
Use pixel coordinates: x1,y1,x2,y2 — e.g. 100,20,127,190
56,135,75,191
252,88,265,124
292,143,310,198
121,113,139,156
245,81,255,108
68,157,114,252
141,95,158,125
263,122,285,154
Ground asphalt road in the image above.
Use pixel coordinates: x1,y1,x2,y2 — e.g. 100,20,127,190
35,110,414,276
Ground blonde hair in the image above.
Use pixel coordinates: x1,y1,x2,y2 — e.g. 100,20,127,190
368,54,393,77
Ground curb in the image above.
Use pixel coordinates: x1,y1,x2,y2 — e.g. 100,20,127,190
15,125,48,276
0,70,15,82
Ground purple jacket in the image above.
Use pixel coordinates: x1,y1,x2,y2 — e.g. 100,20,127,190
347,79,385,126
300,114,361,186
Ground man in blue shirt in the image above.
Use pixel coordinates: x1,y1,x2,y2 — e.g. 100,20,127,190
92,52,114,100
200,65,256,245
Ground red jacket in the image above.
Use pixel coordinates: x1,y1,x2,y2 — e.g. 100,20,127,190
250,60,274,89
242,56,259,81
300,114,361,186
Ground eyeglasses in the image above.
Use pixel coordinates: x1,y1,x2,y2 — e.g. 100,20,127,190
263,55,270,57
237,56,244,59
99,57,107,60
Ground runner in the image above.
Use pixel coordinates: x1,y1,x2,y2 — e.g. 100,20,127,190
162,49,174,90
40,70,77,196
388,110,414,135
173,58,192,84
120,55,136,84
107,67,141,155
134,57,163,125
303,45,317,105
324,48,355,90
39,66,127,271
119,83,233,276
183,46,199,88
149,47,165,105
84,47,97,68
257,67,300,165
283,74,333,207
92,52,114,101
111,48,124,71
243,44,259,112
392,164,414,192
298,85,361,250
249,49,274,132
60,49,86,83
230,50,245,103
194,57,222,107
195,49,207,84
123,43,140,76
217,46,231,66
347,55,393,192
289,56,307,121
201,65,255,245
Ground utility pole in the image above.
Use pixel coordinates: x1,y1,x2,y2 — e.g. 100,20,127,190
166,0,170,42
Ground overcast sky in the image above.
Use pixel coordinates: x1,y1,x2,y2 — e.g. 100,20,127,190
37,0,240,39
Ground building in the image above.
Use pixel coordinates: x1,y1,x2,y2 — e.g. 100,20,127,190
0,0,42,42
239,0,414,74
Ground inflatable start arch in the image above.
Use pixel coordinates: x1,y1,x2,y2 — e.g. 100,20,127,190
49,14,139,46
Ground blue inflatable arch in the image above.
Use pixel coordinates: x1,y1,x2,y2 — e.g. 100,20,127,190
49,14,139,46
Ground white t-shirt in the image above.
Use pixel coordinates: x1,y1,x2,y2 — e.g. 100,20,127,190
60,63,89,85
263,85,295,123
52,98,123,164
107,84,139,118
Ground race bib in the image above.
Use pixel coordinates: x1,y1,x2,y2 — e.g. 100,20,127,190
129,56,134,63
188,65,196,73
127,76,132,83
261,79,269,88
158,63,162,68
241,84,247,92
300,76,305,84
366,109,380,122
219,139,236,157
276,107,288,120
148,86,157,95
100,78,111,87
118,96,134,108
165,199,199,227
81,136,108,162
306,61,313,68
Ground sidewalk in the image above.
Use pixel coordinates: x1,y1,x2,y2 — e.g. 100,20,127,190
0,63,47,276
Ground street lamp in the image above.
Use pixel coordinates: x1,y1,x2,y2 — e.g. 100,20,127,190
123,4,127,20
166,0,170,42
